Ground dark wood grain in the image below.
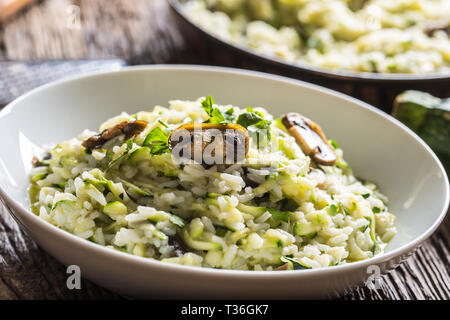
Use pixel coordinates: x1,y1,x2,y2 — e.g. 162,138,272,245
0,0,449,300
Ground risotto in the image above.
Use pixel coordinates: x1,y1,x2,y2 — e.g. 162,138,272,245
181,0,450,74
29,97,396,270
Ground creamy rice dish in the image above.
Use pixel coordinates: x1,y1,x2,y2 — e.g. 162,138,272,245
29,97,396,270
182,0,450,74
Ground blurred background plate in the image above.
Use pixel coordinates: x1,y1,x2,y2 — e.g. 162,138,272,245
168,0,450,113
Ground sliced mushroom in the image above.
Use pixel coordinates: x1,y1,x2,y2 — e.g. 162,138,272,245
282,113,336,166
82,120,148,151
425,20,449,36
168,123,249,164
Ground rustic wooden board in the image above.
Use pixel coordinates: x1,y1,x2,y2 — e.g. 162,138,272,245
0,0,449,300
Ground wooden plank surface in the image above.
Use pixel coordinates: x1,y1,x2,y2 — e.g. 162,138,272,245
0,0,449,300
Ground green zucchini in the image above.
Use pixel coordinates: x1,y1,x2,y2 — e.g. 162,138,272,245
59,156,78,167
293,221,316,237
189,218,204,238
280,256,311,270
214,224,235,237
128,147,151,164
31,172,48,182
51,199,76,211
237,203,290,227
236,203,267,216
118,178,151,197
365,217,376,244
147,211,170,223
393,91,450,169
103,201,127,218
169,214,187,228
181,229,222,251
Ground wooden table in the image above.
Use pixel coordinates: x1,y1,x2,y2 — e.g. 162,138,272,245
0,0,449,300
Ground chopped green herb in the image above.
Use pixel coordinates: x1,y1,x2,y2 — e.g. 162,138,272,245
201,96,227,124
329,140,339,149
201,96,214,116
372,207,381,213
105,149,114,161
126,138,134,150
237,107,271,148
237,111,263,128
158,119,169,128
224,108,235,122
339,202,351,215
328,204,339,216
277,240,283,248
143,127,170,155
203,192,220,199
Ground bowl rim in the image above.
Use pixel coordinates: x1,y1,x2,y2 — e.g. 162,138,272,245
0,64,448,280
168,0,450,83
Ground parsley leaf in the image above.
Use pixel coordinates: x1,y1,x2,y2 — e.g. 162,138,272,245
237,107,271,148
328,204,338,216
209,107,225,124
158,119,169,128
224,108,235,122
201,96,214,116
126,138,134,150
143,127,170,155
236,111,263,128
239,109,271,149
201,96,226,124
329,140,339,149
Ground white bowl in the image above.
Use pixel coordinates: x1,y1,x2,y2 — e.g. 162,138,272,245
0,65,448,299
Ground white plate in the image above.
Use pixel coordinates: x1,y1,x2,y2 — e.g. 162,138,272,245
0,65,448,299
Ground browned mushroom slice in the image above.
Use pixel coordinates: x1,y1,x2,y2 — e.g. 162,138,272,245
168,123,249,164
282,113,336,166
425,20,449,36
82,120,148,151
